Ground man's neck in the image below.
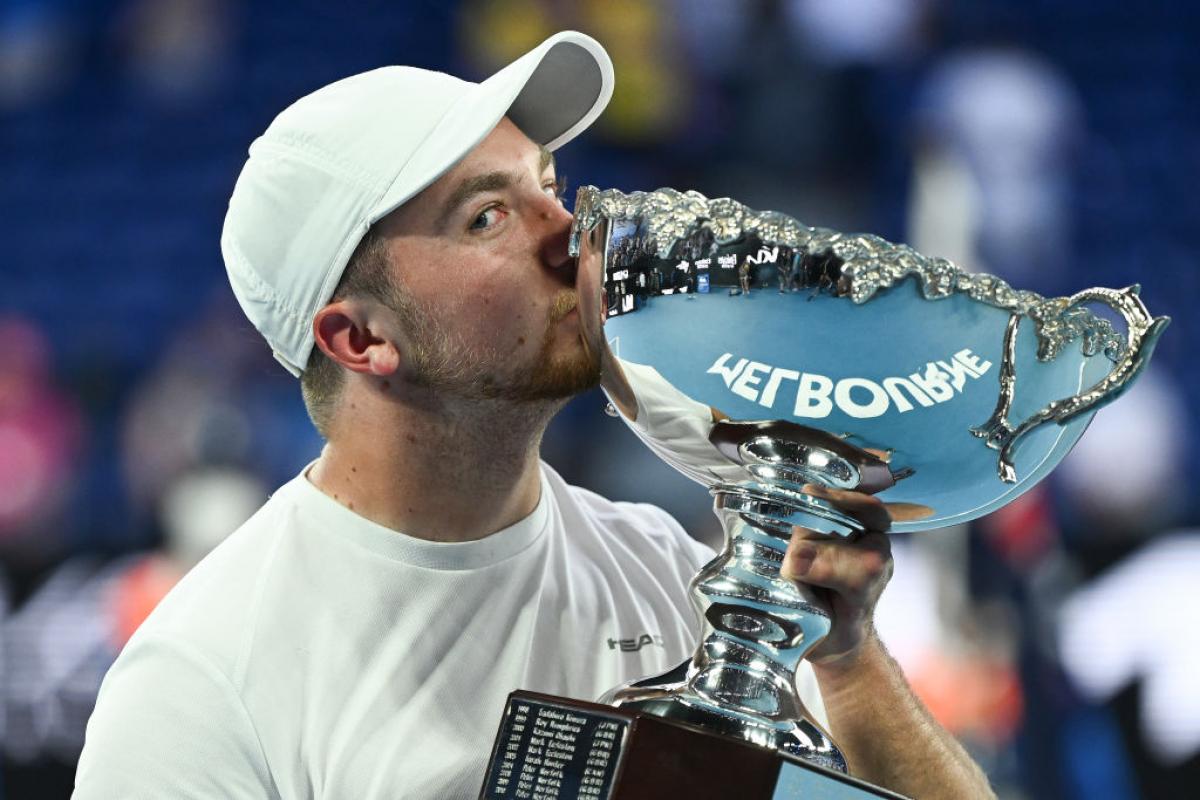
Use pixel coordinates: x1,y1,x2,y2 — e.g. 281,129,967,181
308,386,561,543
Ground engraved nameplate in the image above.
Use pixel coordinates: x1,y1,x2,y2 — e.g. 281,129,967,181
480,696,629,800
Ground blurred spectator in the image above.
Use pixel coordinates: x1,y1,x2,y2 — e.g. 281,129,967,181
458,0,692,146
1059,534,1200,768
0,317,84,569
0,1,75,110
4,556,117,764
1057,368,1190,540
1052,368,1199,796
111,466,266,645
114,0,233,105
907,133,983,272
786,0,930,67
0,0,234,112
911,45,1083,287
875,530,1024,788
2,466,263,766
118,298,319,528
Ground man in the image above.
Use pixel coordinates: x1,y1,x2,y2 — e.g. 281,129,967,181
75,32,994,799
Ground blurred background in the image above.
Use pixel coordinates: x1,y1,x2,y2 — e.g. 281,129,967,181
0,0,1197,797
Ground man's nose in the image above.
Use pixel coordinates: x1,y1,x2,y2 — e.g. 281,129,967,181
538,197,577,282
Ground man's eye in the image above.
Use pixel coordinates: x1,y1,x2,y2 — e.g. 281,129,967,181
469,206,502,231
545,175,568,205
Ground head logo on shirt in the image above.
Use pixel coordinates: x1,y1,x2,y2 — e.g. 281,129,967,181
607,634,664,652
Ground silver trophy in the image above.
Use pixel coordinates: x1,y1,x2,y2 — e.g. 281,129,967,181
568,186,1168,775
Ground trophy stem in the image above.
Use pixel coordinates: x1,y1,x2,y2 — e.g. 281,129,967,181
604,486,858,774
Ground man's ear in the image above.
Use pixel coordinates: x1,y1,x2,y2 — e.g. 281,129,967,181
312,299,401,376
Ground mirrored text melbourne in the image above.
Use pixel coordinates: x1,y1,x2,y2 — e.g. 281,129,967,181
707,349,993,419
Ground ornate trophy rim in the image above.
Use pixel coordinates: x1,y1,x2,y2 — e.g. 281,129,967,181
570,184,1170,490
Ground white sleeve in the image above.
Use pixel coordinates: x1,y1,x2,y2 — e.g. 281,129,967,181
74,635,276,799
605,359,742,487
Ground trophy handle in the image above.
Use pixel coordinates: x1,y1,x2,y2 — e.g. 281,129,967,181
971,285,1170,482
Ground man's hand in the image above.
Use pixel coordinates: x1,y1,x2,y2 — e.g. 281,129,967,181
779,484,894,667
780,483,998,799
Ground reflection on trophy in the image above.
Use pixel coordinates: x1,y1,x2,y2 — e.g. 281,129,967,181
479,186,1167,799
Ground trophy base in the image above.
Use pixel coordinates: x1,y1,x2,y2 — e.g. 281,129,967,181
479,691,908,800
601,659,847,773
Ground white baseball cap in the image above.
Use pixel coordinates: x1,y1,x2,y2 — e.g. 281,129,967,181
221,31,614,377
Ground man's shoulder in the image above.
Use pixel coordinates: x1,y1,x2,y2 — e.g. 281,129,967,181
539,462,715,563
542,461,675,528
128,476,303,674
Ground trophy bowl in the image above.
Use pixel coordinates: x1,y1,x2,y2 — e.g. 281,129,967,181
571,185,1168,533
566,185,1169,775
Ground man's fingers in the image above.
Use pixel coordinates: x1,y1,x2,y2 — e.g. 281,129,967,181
882,502,935,522
781,529,893,597
785,484,897,597
801,483,892,532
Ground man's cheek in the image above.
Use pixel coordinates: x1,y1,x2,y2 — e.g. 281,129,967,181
475,303,530,351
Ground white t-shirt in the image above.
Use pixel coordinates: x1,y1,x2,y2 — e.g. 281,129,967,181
75,462,825,799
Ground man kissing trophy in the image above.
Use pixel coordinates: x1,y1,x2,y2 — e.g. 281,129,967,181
480,185,1167,800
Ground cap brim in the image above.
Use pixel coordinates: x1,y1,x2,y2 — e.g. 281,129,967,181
369,30,613,223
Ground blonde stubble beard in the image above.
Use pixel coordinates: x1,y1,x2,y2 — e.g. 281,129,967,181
386,287,601,404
